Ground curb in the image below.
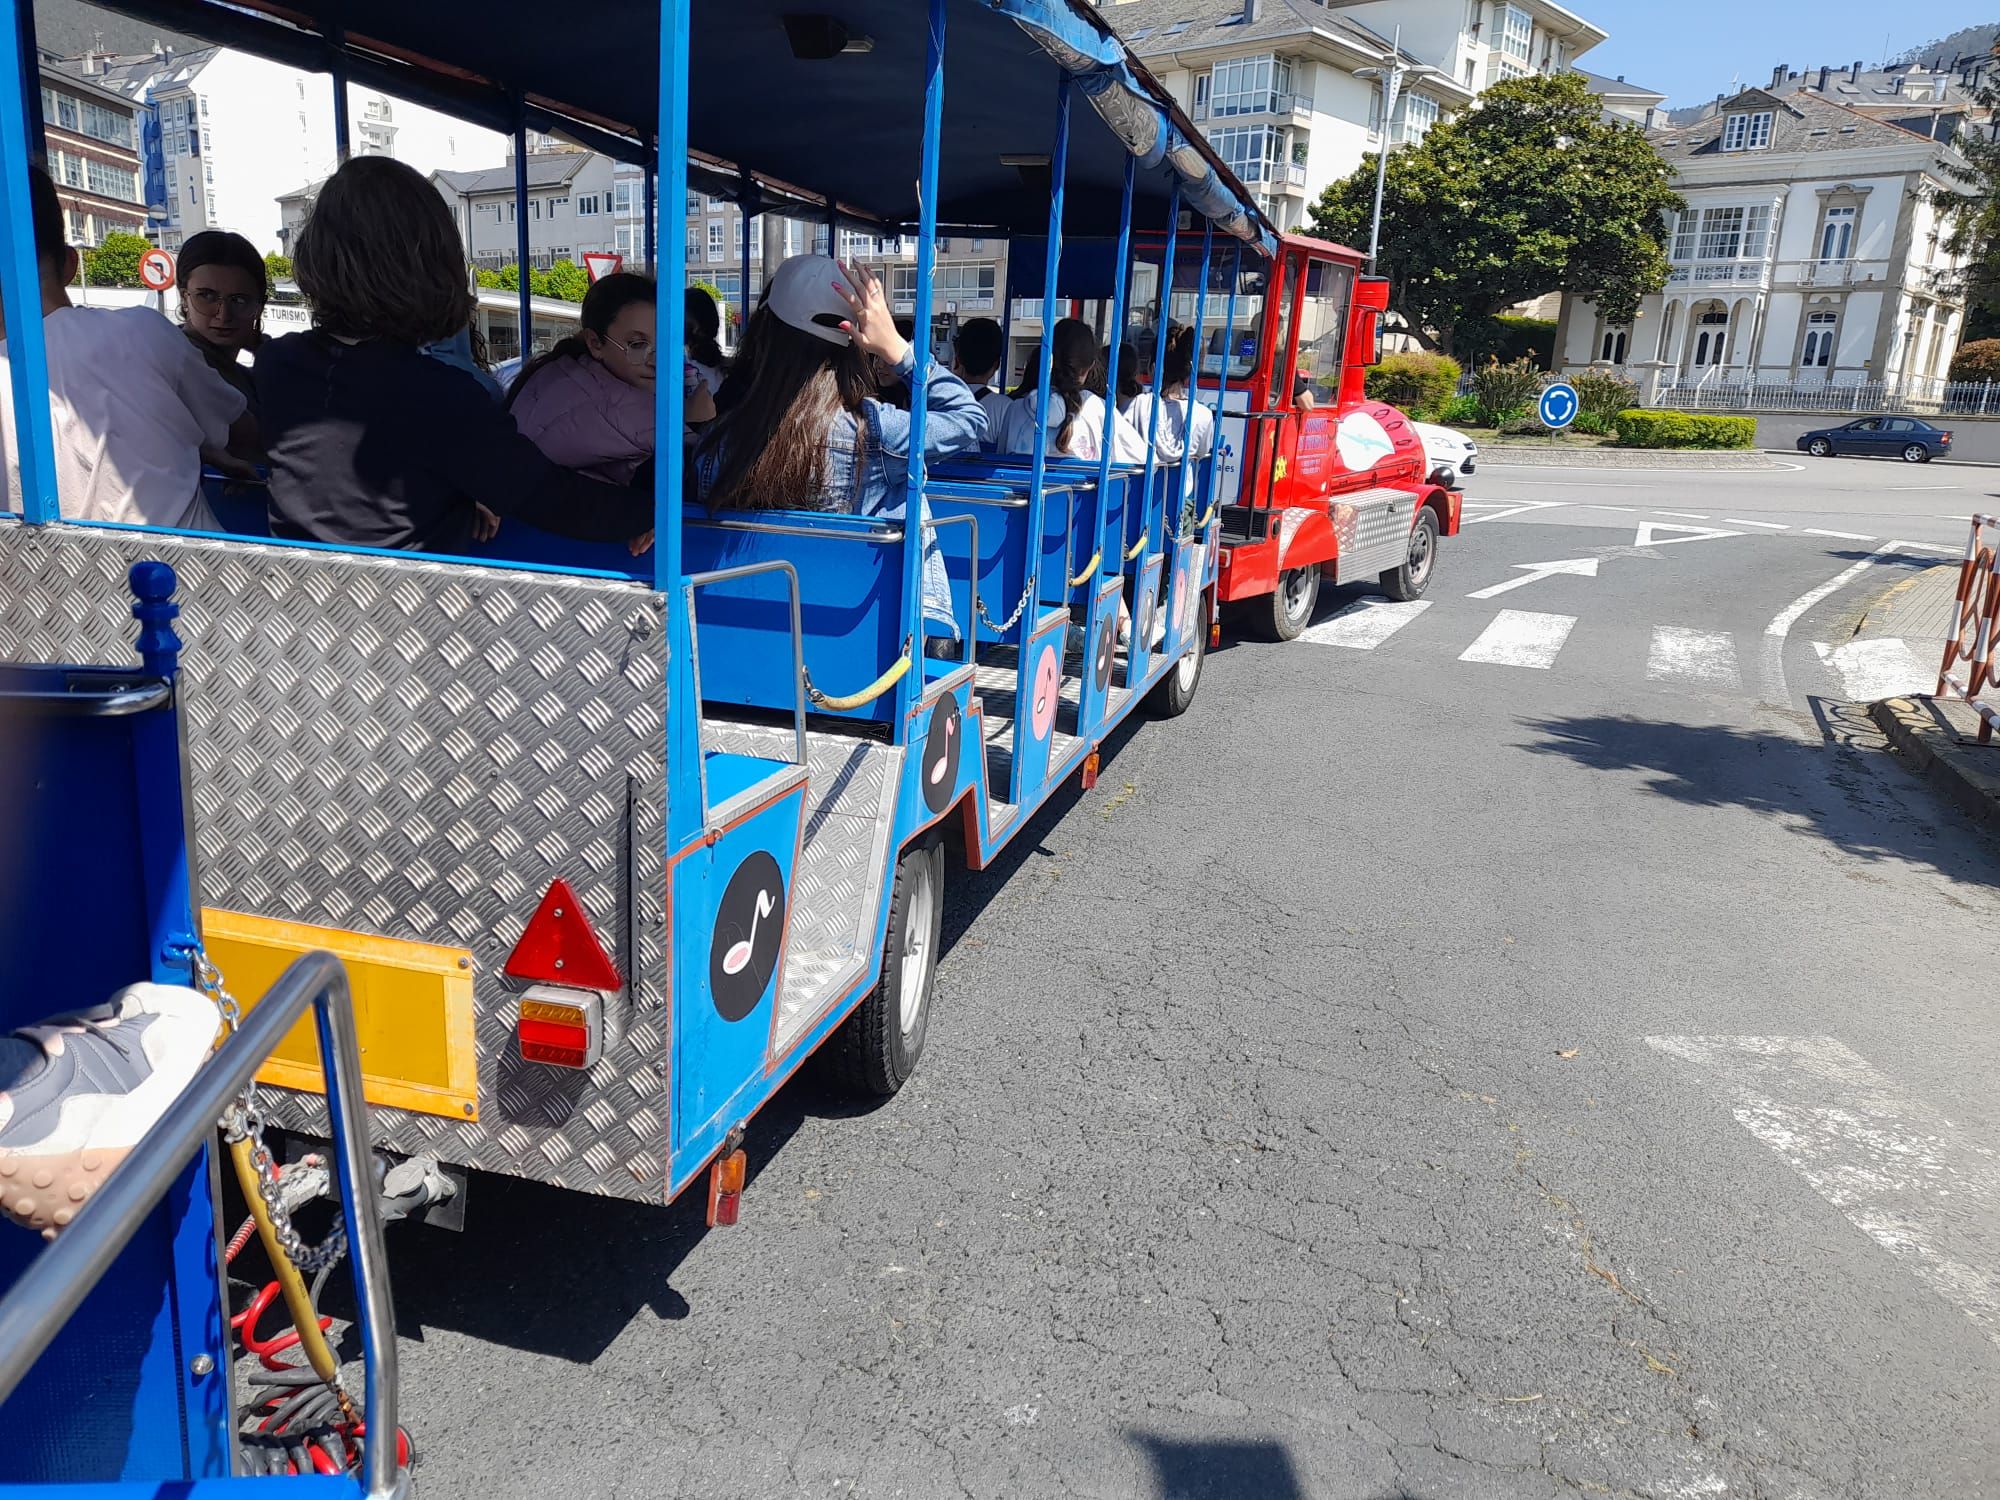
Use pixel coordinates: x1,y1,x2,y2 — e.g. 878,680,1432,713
1868,696,2000,833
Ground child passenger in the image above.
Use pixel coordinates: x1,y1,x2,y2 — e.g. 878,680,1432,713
995,319,1147,464
255,157,653,554
693,255,984,641
508,272,663,484
951,316,1010,437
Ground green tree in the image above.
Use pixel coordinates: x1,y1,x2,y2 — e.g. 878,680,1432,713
80,232,152,288
263,252,293,284
1310,72,1680,357
1929,84,2000,342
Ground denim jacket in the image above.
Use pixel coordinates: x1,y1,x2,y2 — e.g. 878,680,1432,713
696,348,987,636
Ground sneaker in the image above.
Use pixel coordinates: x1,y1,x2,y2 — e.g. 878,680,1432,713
0,984,219,1239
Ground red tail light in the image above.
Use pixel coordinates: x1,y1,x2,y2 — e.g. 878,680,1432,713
516,984,602,1068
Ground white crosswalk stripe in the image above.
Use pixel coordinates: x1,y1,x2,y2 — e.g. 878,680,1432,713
1646,627,1741,689
1298,597,1431,649
1458,610,1575,669
1812,638,1934,701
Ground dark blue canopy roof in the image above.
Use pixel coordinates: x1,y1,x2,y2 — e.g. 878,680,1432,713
83,0,1275,250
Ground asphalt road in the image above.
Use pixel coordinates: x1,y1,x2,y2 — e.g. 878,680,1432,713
373,460,2000,1499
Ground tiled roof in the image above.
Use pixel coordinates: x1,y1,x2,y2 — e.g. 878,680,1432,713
1572,67,1664,102
1649,87,1954,160
433,156,589,196
1101,0,1395,62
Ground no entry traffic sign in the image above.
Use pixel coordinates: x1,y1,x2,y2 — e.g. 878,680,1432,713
138,248,175,292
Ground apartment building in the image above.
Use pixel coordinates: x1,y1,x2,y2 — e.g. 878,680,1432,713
1102,0,1607,231
432,150,624,273
1554,86,1969,392
39,59,145,246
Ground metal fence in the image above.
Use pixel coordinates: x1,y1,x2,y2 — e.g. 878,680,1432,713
1643,375,1994,417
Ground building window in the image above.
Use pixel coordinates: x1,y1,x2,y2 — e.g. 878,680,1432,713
547,194,568,215
1674,204,1772,262
1600,328,1628,362
1802,311,1837,368
618,223,640,261
79,101,131,149
613,180,634,214
1208,55,1292,117
1720,111,1772,151
1499,5,1532,62
1193,74,1208,110
87,159,137,202
1210,125,1283,183
706,194,725,210
1398,93,1439,145
685,192,699,213
707,219,724,261
1692,308,1728,366
576,193,601,216
51,91,79,132
1817,205,1856,261
686,232,701,262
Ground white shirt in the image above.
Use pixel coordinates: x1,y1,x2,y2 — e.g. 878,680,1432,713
970,385,1012,441
2,304,243,529
996,389,1148,465
688,359,725,397
1121,391,1215,465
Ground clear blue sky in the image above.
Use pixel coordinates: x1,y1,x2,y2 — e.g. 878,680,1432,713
1574,0,1994,107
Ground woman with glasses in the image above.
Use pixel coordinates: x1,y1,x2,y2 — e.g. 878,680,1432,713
506,271,712,486
176,230,265,466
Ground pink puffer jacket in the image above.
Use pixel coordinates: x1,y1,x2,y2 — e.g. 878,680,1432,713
508,354,654,484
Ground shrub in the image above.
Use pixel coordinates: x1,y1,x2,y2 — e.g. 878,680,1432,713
1611,409,1757,450
1569,370,1638,423
1437,394,1483,427
1365,351,1462,419
1471,358,1542,426
1951,339,2000,383
1491,315,1556,368
1571,411,1615,436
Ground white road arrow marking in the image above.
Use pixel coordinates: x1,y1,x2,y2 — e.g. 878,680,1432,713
1633,520,1744,549
1462,500,1569,525
1465,557,1600,600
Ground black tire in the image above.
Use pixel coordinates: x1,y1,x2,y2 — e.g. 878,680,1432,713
1263,566,1318,641
1380,507,1439,602
1901,443,1930,464
828,836,943,1098
1806,438,1831,457
1149,594,1207,717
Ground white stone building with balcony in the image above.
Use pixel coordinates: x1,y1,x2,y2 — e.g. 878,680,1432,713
1555,85,1969,394
1102,0,1608,232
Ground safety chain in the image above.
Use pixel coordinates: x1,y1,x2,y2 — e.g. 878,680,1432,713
976,581,1034,637
182,945,349,1274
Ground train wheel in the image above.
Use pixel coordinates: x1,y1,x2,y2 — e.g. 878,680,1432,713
1263,566,1318,641
830,835,943,1098
1381,508,1439,602
1149,595,1207,717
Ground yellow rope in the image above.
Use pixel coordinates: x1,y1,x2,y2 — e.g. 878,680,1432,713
806,645,913,710
1068,551,1102,588
1125,534,1147,561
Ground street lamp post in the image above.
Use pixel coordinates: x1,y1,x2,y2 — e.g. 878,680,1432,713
1353,30,1441,274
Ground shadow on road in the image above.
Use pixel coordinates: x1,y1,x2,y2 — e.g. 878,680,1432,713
1518,704,1998,885
1126,1432,1309,1500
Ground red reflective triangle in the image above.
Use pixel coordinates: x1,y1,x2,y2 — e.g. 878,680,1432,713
505,879,624,992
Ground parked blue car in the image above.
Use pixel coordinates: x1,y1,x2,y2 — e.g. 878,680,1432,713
1798,416,1953,463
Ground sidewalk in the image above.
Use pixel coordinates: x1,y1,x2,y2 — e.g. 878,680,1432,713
1850,561,1960,658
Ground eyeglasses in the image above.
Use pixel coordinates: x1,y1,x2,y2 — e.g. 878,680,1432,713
186,287,260,315
599,330,656,363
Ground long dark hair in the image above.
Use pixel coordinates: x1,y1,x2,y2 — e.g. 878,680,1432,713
295,156,470,346
695,305,873,509
685,285,726,370
1161,324,1197,390
506,271,656,407
1115,342,1143,404
1008,318,1099,454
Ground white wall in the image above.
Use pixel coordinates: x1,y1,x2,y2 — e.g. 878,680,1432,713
188,51,504,254
455,155,618,265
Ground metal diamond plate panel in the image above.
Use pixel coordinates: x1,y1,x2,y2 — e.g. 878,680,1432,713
1334,486,1414,584
0,523,675,1203
703,720,901,1047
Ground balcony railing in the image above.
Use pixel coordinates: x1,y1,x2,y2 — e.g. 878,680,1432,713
1775,258,1890,287
1665,260,1769,289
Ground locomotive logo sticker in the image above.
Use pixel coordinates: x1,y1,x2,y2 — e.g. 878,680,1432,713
1029,643,1060,741
1334,410,1395,473
920,694,961,814
709,850,785,1022
1092,613,1116,693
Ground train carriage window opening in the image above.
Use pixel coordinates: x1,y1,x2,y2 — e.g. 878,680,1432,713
1289,259,1352,405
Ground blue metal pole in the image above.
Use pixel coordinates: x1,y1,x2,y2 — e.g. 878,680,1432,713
901,0,944,712
328,33,350,161
1093,155,1135,575
1136,181,1180,567
657,0,694,848
1185,220,1213,525
0,0,59,524
15,0,41,159
642,163,656,270
1024,74,1070,602
739,168,753,314
1211,241,1242,504
513,115,530,364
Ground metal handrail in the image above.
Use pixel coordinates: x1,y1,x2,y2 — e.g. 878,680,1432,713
0,950,401,1498
0,681,171,715
684,560,808,829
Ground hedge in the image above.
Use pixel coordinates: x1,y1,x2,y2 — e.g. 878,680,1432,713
1364,352,1462,420
1612,409,1757,450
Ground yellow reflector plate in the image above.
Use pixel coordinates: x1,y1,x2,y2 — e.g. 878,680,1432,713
201,909,478,1121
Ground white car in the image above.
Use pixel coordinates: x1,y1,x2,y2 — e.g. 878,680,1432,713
1413,421,1478,490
